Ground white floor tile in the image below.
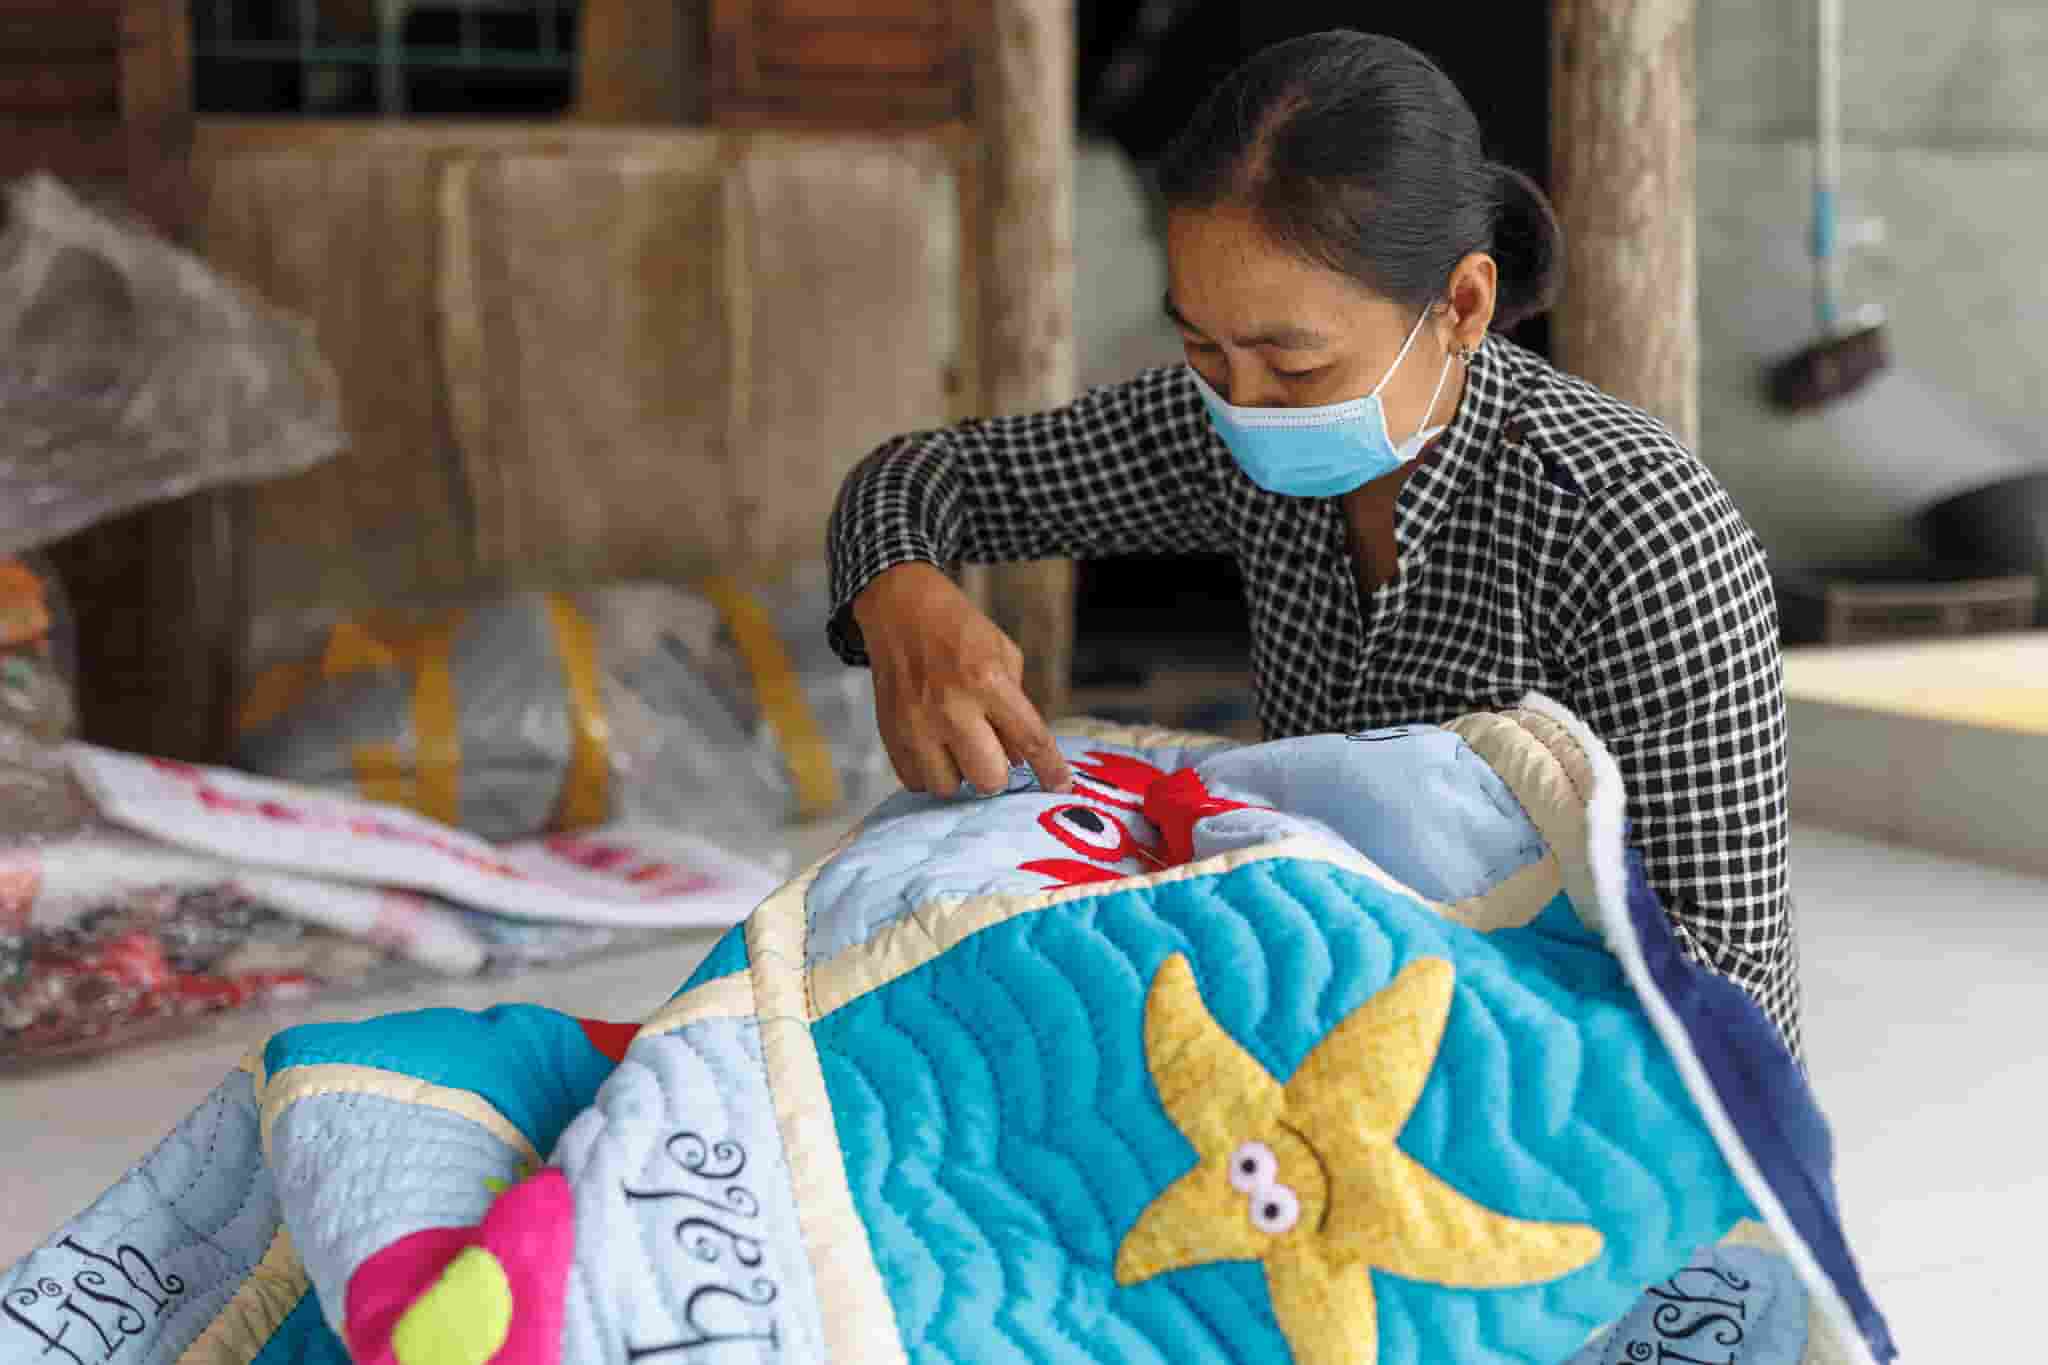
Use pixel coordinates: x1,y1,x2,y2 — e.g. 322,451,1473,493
1865,1256,2023,1358
1792,824,2046,1352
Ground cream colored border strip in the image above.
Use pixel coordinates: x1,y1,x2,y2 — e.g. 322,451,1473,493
1444,852,1567,932
658,709,1582,1030
644,972,755,1030
808,833,1432,1018
174,1229,309,1365
257,1064,539,1167
638,707,1592,1362
1447,708,1604,935
743,855,909,1365
640,831,848,1037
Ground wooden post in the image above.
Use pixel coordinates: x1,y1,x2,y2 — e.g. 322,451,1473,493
119,0,194,237
1549,0,1699,448
974,0,1076,719
35,0,219,759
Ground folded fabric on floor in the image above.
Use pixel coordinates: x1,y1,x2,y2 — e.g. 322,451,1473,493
1,695,1896,1365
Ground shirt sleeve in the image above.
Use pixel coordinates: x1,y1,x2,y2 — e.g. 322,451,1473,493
1556,456,1802,1059
825,365,1234,664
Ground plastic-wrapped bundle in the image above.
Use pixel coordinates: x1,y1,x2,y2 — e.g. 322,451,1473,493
233,572,892,844
0,173,345,558
0,707,92,844
0,883,367,1062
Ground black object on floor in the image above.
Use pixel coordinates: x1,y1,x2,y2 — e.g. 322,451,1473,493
1917,473,2048,625
1773,559,2038,646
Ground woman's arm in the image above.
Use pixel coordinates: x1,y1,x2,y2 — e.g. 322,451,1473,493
826,365,1233,664
1556,458,1801,1058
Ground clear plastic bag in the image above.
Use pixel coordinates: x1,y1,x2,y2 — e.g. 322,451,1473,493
0,700,788,1063
232,570,893,847
0,173,346,558
0,882,358,1062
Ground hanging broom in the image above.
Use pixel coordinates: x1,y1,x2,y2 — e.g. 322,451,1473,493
1764,0,1890,411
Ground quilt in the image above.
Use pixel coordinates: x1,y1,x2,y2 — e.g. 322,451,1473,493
1,693,1898,1365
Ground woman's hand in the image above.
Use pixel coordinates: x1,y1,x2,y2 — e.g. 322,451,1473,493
852,563,1075,798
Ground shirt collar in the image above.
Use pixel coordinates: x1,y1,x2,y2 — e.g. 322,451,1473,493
1394,333,1519,557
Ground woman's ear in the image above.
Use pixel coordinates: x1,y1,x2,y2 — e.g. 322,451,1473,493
1443,252,1498,347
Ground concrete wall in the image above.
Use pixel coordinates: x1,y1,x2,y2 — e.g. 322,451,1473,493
1073,137,1185,393
1697,0,2048,565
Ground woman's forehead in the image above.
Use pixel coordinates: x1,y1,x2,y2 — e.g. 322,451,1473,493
1165,211,1397,341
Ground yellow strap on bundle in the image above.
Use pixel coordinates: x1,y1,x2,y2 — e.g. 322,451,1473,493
696,576,842,820
331,612,468,825
542,593,614,830
236,658,323,738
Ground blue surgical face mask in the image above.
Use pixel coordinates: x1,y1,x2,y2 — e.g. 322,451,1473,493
1189,306,1456,498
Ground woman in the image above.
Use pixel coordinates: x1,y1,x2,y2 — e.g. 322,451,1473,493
825,31,1798,1055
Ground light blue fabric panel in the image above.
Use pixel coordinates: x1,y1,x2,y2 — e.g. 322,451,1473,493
803,728,1548,973
1568,1243,1811,1364
803,737,1203,964
268,1093,526,1337
1193,729,1548,902
0,1070,280,1365
554,1018,827,1365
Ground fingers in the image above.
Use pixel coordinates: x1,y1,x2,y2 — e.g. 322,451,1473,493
902,730,962,797
985,678,1073,795
872,672,947,795
944,708,1016,797
865,611,1070,801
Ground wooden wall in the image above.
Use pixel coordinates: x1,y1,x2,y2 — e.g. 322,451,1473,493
189,122,958,621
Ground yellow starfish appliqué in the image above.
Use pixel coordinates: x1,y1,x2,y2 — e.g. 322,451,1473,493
1115,954,1603,1365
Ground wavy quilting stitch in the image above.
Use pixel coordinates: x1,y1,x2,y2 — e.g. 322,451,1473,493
0,1071,283,1365
3,707,1887,1365
814,1045,935,1342
267,1094,525,1334
881,1047,1041,1365
807,848,1756,1364
862,947,1264,1365
148,1080,284,1363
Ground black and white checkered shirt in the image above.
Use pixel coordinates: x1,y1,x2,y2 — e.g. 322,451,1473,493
827,335,1800,1056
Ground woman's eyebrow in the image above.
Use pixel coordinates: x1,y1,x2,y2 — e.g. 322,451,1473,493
1162,293,1330,350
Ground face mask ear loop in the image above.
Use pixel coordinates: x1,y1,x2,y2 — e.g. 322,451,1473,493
1406,347,1455,447
1368,304,1436,400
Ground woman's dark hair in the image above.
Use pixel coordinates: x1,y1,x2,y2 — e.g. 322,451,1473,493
1156,30,1563,332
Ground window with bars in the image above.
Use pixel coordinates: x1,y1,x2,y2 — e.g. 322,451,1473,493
191,0,581,117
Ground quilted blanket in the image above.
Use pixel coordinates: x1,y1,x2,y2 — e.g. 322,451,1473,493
2,694,1898,1365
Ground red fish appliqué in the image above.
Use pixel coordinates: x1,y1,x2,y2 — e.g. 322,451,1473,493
1019,750,1264,890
